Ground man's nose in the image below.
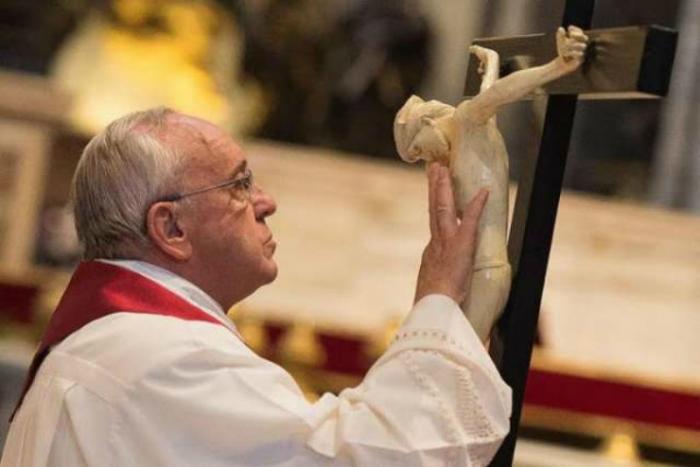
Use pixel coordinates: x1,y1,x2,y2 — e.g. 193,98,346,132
252,186,276,218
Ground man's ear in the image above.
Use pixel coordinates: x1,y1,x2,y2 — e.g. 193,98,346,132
145,202,192,261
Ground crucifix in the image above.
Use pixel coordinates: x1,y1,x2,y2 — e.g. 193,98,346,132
394,0,677,465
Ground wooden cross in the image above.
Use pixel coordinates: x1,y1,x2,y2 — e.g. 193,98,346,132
461,1,678,464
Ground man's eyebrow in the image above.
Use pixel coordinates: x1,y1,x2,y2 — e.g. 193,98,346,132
229,160,247,179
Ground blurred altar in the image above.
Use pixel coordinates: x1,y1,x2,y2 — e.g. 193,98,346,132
0,0,698,465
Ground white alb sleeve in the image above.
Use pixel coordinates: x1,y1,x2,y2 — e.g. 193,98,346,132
303,294,512,465
122,295,512,466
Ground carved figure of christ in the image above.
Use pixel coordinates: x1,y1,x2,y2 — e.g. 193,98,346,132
394,26,588,342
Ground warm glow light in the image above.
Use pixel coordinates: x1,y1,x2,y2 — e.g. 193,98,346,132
51,0,263,135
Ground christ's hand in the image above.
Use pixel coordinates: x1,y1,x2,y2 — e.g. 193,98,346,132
555,25,589,73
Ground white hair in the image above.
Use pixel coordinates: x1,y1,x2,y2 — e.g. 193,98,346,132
71,107,183,260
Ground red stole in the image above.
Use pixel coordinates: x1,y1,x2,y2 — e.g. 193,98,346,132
11,261,227,420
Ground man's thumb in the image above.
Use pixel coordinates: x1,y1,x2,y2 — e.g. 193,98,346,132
460,189,489,231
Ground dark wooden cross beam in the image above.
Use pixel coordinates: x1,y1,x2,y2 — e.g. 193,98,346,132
465,26,677,99
459,1,678,465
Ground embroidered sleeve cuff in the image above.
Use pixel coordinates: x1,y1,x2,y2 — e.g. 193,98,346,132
385,295,502,380
401,294,483,347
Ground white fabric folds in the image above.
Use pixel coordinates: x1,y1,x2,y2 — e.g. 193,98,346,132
1,260,511,466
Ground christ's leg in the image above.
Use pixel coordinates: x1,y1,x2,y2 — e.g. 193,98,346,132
464,264,511,343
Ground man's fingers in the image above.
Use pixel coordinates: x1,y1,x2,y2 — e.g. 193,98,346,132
427,162,439,238
460,189,489,235
435,165,458,237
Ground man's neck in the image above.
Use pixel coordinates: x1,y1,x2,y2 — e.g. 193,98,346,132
137,252,238,310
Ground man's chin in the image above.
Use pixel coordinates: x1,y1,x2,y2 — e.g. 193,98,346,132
261,260,278,284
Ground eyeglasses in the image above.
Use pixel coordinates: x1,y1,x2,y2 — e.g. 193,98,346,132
157,168,255,203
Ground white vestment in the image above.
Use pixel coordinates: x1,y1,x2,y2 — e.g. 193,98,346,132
1,260,511,466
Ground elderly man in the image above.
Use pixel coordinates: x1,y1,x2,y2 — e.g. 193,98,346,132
1,109,511,466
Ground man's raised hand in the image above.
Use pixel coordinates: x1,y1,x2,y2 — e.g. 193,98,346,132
415,162,489,305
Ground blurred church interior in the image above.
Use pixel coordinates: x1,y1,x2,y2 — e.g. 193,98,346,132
0,0,698,464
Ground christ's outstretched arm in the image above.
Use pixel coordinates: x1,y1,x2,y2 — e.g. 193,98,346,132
458,26,588,125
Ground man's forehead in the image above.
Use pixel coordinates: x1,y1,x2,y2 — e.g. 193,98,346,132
163,113,245,164
167,114,219,140
160,113,218,148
